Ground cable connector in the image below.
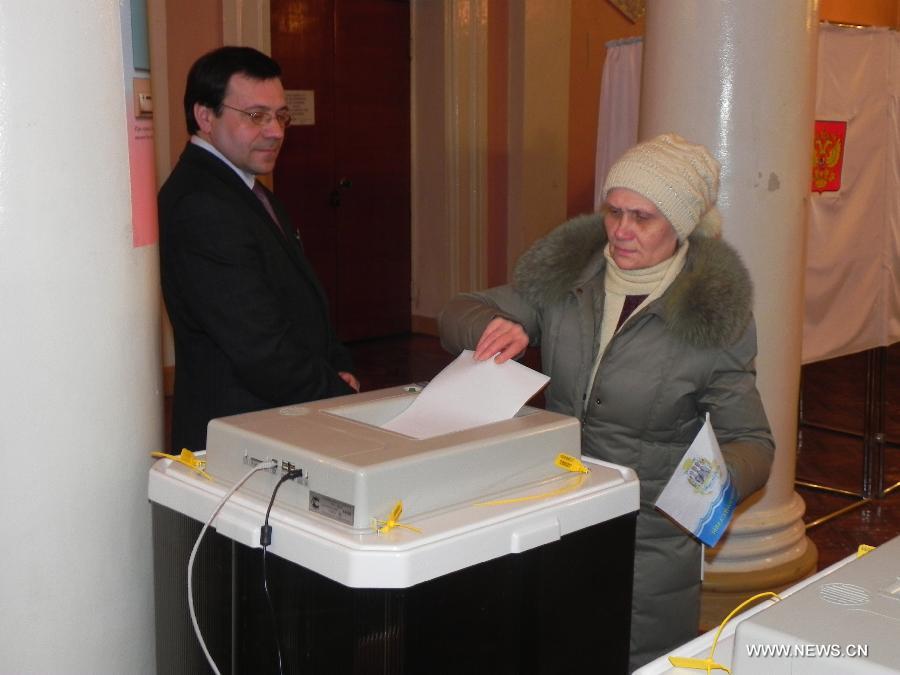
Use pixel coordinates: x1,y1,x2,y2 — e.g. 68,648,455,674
243,454,278,473
259,468,303,548
260,524,273,547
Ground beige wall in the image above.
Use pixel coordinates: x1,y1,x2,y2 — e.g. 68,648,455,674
151,0,221,373
164,0,223,172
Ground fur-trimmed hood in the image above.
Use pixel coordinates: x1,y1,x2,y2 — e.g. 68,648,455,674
512,213,754,349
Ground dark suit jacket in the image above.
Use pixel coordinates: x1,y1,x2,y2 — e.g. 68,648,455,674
159,142,353,452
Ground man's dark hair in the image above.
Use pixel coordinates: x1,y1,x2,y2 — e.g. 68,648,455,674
183,46,282,135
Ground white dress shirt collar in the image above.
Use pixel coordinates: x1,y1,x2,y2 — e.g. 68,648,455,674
190,135,256,189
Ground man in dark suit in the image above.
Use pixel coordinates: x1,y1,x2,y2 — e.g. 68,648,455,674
159,47,358,454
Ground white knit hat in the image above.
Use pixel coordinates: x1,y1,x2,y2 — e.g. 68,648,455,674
603,133,721,241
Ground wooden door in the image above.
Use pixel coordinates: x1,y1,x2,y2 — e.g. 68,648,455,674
271,0,411,342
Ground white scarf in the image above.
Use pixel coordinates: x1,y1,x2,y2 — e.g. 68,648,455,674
583,241,690,411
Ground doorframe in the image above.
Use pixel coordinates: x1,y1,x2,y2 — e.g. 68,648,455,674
440,0,489,298
222,0,271,53
410,0,490,331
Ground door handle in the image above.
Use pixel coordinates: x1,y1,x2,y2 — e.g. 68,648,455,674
329,178,353,207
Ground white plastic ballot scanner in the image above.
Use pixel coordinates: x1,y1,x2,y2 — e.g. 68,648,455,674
635,535,900,674
149,385,640,674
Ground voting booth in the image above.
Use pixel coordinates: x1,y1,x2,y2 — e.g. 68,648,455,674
149,384,640,674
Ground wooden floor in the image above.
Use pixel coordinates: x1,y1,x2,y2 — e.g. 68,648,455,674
794,344,900,568
346,334,900,571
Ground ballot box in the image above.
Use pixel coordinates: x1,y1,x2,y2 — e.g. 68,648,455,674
149,387,639,674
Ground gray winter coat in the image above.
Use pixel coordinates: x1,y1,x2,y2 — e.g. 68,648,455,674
439,213,774,671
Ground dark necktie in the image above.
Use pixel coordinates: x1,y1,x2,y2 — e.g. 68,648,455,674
252,182,283,233
252,182,304,249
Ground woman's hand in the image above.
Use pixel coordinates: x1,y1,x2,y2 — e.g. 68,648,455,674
473,317,529,363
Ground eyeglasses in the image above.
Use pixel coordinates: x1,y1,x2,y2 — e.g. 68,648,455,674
221,103,292,129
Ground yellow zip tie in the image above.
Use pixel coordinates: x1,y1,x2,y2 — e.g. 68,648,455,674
475,453,589,507
150,448,212,480
668,591,781,673
555,453,590,474
474,474,587,507
373,501,422,535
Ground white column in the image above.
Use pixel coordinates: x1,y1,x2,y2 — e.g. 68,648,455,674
0,2,161,672
640,0,819,617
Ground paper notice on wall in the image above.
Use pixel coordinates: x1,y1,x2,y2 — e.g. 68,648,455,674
128,116,158,247
655,413,737,547
285,90,315,126
381,350,549,439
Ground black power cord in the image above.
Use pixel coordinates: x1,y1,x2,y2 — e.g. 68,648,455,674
260,469,304,675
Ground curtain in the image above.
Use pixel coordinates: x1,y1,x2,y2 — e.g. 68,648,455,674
594,37,643,211
804,25,900,363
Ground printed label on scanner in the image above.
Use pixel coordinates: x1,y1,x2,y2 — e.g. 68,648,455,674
309,491,355,526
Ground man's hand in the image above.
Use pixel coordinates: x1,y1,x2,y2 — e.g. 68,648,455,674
473,317,528,364
339,371,360,392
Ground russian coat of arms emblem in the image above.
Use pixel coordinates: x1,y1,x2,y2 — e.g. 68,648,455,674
812,120,847,193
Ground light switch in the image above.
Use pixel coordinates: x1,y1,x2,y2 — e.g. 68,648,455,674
133,77,152,118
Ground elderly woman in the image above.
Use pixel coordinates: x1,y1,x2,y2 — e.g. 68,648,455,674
439,134,774,671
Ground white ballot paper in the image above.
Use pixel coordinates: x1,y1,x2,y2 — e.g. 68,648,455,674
654,413,737,547
381,349,550,439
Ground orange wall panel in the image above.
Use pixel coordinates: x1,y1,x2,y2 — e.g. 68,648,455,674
820,0,900,28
